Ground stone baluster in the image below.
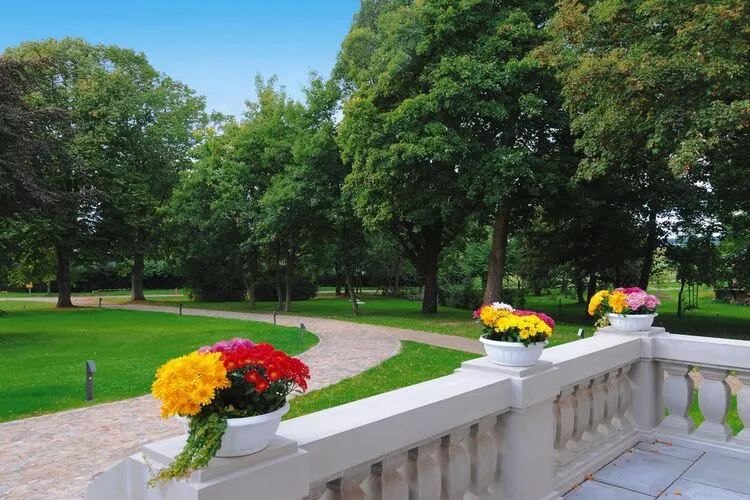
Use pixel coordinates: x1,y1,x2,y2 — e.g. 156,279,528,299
467,416,497,499
694,367,732,442
323,467,370,500
734,371,750,448
599,371,620,442
615,364,634,433
553,387,575,474
563,382,585,464
589,375,607,446
363,454,408,500
576,379,595,459
307,484,331,500
660,362,695,435
438,429,471,500
406,441,441,500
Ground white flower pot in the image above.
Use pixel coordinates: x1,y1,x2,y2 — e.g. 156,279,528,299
177,402,289,457
479,336,546,367
607,313,657,332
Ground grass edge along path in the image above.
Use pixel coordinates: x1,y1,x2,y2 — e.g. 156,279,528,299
0,301,317,422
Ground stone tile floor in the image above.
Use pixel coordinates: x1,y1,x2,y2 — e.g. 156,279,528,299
565,441,750,499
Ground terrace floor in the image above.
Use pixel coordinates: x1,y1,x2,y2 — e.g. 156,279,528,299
565,440,750,499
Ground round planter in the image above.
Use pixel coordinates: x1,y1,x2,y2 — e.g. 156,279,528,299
176,402,289,457
479,336,546,367
607,313,657,332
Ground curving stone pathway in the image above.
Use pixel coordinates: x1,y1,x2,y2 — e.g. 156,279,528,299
0,299,480,499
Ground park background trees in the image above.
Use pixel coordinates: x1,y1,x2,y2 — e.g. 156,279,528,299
1,0,748,313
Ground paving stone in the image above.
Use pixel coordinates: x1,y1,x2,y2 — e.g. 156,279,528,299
660,478,750,499
682,452,750,495
634,440,704,461
593,448,694,496
565,479,652,499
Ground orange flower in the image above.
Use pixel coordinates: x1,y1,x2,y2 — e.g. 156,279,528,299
608,291,628,314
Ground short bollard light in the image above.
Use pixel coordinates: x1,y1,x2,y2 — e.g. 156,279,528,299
299,323,306,348
86,360,96,401
273,310,277,325
179,303,183,316
98,297,102,308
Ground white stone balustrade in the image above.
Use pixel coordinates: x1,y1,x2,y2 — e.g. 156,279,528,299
654,333,750,451
87,327,750,500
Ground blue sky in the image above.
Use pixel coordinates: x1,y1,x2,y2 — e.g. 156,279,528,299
1,1,360,116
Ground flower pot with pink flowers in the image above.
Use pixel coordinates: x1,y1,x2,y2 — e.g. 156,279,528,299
588,287,660,332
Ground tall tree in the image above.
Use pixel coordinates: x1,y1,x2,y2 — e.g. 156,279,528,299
91,63,205,301
337,0,573,312
4,39,112,307
5,38,205,306
545,0,749,288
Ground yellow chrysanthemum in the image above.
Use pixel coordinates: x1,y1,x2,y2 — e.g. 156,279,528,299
152,351,230,418
587,290,609,316
608,290,628,314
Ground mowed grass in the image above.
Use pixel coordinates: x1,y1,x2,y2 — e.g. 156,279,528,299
142,283,750,346
285,341,479,420
141,295,592,347
0,301,317,422
524,286,750,341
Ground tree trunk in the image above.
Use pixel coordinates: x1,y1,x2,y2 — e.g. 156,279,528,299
586,274,597,304
483,209,510,304
46,281,51,295
284,253,295,312
393,253,401,296
131,253,146,301
275,255,283,310
575,275,585,304
414,224,442,314
345,269,359,316
422,261,439,314
638,209,659,290
677,278,686,317
55,246,73,308
242,268,256,309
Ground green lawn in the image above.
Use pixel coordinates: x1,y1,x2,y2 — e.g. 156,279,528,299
138,295,590,347
524,287,750,341
285,341,479,419
134,284,750,347
688,392,742,435
0,301,317,422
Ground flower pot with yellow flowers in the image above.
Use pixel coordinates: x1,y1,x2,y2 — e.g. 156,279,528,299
588,287,660,331
473,302,554,367
149,338,310,486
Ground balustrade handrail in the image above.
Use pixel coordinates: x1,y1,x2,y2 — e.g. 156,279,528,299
278,369,513,486
541,333,642,391
654,333,750,371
